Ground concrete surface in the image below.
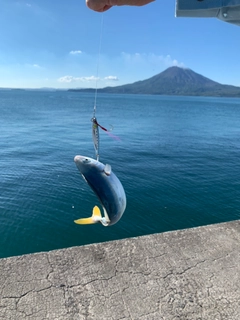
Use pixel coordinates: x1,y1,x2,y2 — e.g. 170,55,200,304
0,220,239,320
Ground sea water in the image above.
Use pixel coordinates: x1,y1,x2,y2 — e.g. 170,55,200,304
0,90,240,258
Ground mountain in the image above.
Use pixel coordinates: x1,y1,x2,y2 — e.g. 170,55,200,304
69,67,240,97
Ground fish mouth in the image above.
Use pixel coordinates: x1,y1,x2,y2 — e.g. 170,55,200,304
74,155,80,162
74,155,84,173
74,155,84,163
74,155,94,164
74,155,92,171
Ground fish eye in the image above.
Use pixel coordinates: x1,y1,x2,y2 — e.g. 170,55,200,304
83,158,90,163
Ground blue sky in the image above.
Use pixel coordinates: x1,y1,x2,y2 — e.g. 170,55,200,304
0,0,240,89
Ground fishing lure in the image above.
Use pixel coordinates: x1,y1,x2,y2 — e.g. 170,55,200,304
92,116,119,161
92,116,100,161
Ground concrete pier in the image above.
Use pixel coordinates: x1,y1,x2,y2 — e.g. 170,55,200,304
1,220,240,319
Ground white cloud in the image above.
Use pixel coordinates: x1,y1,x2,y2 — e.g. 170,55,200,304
25,63,43,69
121,52,185,68
104,76,119,81
58,76,77,83
57,75,119,84
164,55,185,68
69,50,82,55
57,75,99,83
84,76,99,81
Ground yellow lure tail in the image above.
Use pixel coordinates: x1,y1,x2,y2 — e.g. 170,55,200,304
74,206,102,225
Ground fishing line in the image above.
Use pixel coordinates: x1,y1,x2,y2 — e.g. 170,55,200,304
73,14,127,228
91,14,119,162
93,13,104,118
91,14,104,162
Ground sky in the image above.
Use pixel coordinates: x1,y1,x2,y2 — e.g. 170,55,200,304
0,0,240,89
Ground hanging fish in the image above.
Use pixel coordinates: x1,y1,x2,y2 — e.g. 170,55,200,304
74,155,126,226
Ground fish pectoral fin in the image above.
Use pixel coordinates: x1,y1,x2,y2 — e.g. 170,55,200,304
74,206,102,225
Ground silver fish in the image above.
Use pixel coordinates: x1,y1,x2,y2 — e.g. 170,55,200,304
74,155,126,226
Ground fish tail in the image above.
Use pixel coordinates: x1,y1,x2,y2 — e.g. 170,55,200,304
74,206,102,225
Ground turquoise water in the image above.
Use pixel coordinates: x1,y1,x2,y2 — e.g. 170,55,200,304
1,90,240,258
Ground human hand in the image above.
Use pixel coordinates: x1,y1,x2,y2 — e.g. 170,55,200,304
86,0,154,12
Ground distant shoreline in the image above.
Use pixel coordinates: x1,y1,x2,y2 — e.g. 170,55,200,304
2,66,240,98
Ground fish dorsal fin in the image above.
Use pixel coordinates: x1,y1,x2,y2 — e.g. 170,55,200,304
104,164,111,176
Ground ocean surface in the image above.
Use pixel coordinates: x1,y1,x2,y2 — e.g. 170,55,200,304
1,90,240,258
